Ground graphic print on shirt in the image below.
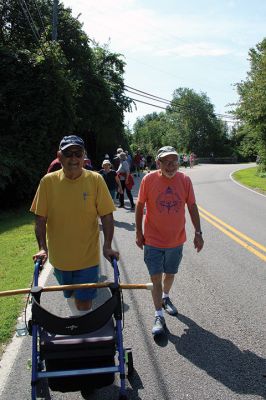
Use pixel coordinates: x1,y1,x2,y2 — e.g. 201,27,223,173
83,192,89,201
156,186,182,214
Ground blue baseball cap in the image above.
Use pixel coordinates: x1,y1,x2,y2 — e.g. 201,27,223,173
59,135,84,151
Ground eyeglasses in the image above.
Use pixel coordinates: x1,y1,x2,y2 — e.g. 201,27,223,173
62,149,84,158
159,159,178,167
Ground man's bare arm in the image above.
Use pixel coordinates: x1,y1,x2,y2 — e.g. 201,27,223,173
135,201,145,249
188,203,204,253
33,215,48,263
100,213,119,261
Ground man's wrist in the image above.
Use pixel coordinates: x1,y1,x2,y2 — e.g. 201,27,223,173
195,231,202,235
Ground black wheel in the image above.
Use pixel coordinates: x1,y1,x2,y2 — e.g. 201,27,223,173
125,349,134,377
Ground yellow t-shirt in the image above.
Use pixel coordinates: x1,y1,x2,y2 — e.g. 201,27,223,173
30,169,116,270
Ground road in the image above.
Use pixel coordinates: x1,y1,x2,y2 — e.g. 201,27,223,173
0,163,265,400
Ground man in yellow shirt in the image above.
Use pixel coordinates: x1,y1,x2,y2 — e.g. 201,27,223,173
31,135,119,314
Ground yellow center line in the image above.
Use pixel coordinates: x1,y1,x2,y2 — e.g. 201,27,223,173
198,206,266,263
198,205,266,253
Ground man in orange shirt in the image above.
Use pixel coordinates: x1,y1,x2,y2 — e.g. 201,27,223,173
135,146,204,336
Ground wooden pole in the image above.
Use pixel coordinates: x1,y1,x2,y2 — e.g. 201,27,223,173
0,282,153,297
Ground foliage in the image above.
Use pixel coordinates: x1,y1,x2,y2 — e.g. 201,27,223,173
131,89,232,158
232,167,266,193
234,38,266,171
0,0,132,206
0,208,36,351
168,88,231,157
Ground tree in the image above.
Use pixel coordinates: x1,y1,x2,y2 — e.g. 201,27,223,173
0,0,132,206
234,38,266,172
131,89,231,158
167,88,230,156
132,112,171,156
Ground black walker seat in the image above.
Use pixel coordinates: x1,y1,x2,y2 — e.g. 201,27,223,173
31,288,119,392
30,259,132,400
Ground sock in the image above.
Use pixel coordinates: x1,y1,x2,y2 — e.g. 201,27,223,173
155,309,164,317
162,292,169,299
67,297,78,315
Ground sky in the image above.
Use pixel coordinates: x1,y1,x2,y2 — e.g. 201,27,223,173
61,0,266,127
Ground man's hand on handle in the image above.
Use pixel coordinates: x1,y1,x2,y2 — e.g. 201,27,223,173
32,249,48,266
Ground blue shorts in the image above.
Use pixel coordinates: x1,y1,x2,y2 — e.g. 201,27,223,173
53,266,99,300
144,245,183,276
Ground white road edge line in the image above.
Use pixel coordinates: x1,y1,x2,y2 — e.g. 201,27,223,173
230,170,266,198
0,263,52,397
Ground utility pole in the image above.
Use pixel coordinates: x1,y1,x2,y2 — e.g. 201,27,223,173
52,0,58,41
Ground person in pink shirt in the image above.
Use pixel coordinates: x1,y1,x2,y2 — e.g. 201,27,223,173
135,146,204,336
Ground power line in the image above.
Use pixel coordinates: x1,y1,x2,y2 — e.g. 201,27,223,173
18,0,41,43
30,0,47,36
125,84,237,122
125,85,171,104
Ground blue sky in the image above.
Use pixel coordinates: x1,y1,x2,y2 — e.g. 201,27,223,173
62,0,266,127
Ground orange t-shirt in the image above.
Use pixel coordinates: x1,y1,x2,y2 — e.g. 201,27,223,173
138,170,196,248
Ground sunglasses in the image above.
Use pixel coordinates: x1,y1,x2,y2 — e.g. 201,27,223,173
159,159,178,167
62,149,84,158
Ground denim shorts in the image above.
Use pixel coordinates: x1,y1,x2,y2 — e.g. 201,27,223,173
53,265,99,300
144,245,183,276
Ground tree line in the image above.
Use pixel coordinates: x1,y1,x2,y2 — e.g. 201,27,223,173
0,0,132,207
129,39,266,174
1,1,265,208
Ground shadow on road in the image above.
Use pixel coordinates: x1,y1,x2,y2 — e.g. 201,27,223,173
114,220,135,231
167,313,266,398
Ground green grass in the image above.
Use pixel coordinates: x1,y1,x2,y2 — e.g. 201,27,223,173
232,166,266,193
0,207,36,355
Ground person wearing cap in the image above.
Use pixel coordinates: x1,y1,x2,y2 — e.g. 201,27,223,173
83,151,93,170
117,152,135,210
135,146,204,336
30,135,119,315
112,148,123,170
99,159,123,200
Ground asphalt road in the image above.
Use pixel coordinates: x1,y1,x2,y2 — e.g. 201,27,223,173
0,163,265,400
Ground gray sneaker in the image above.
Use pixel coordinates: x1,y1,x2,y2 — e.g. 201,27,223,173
162,297,178,315
152,316,166,335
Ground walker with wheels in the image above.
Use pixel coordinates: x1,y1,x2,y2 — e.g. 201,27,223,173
29,257,137,400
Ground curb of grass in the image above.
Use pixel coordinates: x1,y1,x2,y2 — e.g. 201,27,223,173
229,169,266,198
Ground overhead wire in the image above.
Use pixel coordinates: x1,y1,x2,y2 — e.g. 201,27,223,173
30,0,47,37
18,0,41,43
125,85,237,122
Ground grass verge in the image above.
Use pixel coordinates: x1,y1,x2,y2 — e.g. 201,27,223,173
232,166,266,194
0,207,36,356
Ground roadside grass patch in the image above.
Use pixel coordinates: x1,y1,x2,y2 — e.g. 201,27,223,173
233,167,266,193
0,208,35,355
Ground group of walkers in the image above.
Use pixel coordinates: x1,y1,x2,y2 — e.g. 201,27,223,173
31,135,203,337
179,152,196,168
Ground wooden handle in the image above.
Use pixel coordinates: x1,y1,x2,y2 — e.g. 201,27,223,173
0,282,153,297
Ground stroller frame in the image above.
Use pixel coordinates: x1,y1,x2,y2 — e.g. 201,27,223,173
30,258,132,400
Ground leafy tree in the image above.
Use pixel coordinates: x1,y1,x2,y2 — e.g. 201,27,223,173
0,0,132,206
234,38,266,172
168,88,231,156
132,112,171,156
131,89,232,158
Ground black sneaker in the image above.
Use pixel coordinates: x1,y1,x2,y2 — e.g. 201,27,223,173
152,316,166,335
162,297,178,315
